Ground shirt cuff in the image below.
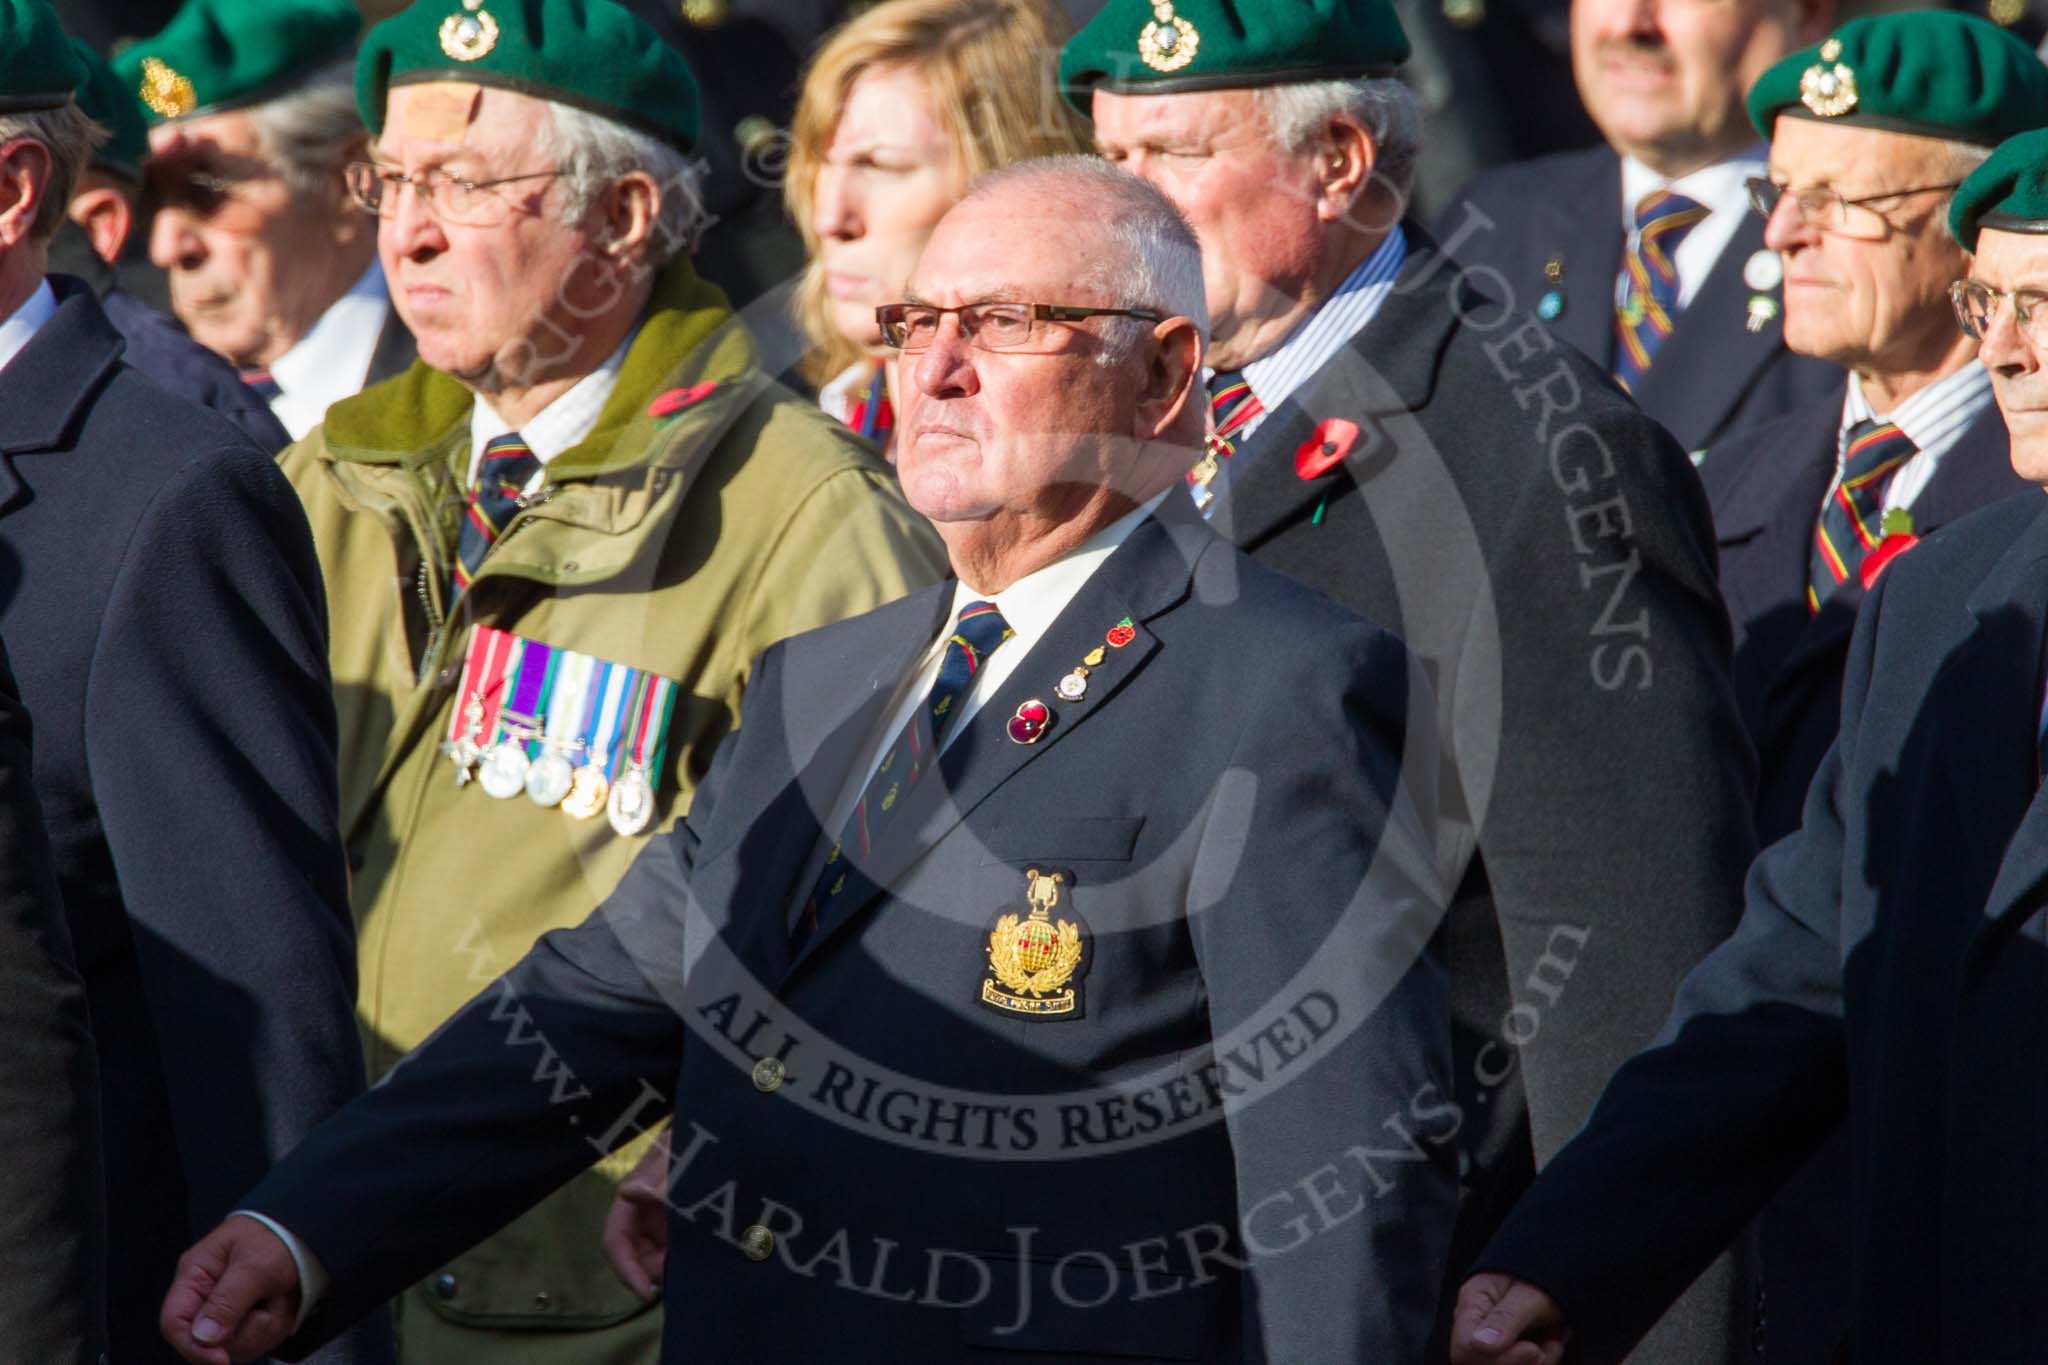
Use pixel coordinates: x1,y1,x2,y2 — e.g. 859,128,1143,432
229,1210,329,1332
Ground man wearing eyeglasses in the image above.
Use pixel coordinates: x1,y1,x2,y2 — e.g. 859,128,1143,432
241,4,943,1365
1450,126,2048,1365
113,0,415,441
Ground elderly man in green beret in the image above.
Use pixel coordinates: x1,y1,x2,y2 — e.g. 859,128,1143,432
114,0,414,438
210,2,940,1364
1452,126,2048,1365
1063,1,1763,1355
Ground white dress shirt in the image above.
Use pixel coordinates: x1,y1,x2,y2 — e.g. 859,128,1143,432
1834,361,1995,515
465,328,637,490
1234,226,1408,446
0,278,56,375
268,262,394,442
1618,151,1766,313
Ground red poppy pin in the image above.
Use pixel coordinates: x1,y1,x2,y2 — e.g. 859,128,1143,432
1295,418,1359,481
648,381,718,424
1859,509,1918,591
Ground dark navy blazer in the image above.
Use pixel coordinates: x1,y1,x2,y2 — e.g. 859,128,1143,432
1480,486,2048,1365
246,503,1459,1363
1443,146,1840,453
0,276,378,1364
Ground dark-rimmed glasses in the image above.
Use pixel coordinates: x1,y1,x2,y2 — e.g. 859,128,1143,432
876,301,1164,352
1950,279,2048,348
344,162,564,227
1744,176,1964,239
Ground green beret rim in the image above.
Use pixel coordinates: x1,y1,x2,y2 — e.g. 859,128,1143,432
381,67,695,152
1062,62,1402,114
0,92,78,113
1974,212,2048,236
1770,104,2008,148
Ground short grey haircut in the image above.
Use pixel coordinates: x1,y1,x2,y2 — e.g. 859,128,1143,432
1259,76,1423,209
963,155,1208,365
246,57,362,196
0,101,102,241
1911,138,1992,249
540,101,712,264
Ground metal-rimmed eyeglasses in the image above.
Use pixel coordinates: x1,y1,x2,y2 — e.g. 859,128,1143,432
1950,278,2048,348
1744,176,1964,239
344,161,564,227
876,301,1164,352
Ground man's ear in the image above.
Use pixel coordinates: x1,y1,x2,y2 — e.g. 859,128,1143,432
1314,114,1377,225
1137,315,1204,442
68,182,134,263
597,169,661,261
0,137,53,252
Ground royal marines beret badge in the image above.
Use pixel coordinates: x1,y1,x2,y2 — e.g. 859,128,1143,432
138,57,197,118
1799,38,1856,119
1138,1,1199,73
982,869,1091,1018
440,0,499,62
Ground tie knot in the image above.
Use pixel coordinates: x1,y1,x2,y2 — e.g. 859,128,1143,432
1841,419,1916,478
1635,189,1708,238
952,600,1014,658
479,432,541,487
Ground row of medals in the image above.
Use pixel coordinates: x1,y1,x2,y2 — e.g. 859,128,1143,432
445,698,657,837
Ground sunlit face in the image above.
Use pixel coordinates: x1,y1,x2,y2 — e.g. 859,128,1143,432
894,191,1160,549
1760,117,1973,376
1092,87,1326,370
374,83,604,391
811,63,965,352
146,108,353,367
1570,0,1802,173
1967,229,2048,485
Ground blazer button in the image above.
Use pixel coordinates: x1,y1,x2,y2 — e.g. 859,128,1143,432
751,1057,785,1092
532,1290,551,1310
433,1272,458,1301
740,1225,774,1261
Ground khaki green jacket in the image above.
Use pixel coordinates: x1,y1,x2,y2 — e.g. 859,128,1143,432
279,257,945,1337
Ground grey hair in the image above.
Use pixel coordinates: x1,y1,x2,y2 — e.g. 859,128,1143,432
1921,139,1993,249
0,101,102,241
540,101,712,264
245,57,362,196
963,154,1208,365
1259,76,1422,209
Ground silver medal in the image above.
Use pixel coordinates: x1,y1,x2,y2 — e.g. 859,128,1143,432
478,743,531,800
526,749,575,808
607,765,656,836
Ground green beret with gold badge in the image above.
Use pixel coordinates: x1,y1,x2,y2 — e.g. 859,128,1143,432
1949,128,2048,250
0,0,85,112
355,0,700,151
69,37,147,177
1058,0,1410,115
110,0,361,125
1746,11,2048,146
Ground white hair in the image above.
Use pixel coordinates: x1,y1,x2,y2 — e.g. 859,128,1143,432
540,101,712,263
246,57,361,196
1259,75,1422,208
963,154,1208,364
0,101,100,240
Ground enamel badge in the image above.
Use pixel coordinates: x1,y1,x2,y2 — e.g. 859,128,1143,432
981,869,1089,1018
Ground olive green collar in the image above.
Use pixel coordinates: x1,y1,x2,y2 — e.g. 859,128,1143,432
318,254,760,479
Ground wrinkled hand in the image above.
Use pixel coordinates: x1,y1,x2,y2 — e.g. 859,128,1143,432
159,1215,302,1364
1450,1272,1569,1365
602,1125,672,1301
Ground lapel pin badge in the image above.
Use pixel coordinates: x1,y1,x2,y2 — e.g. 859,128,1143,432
1745,295,1780,333
1105,618,1136,650
1296,418,1359,481
1056,667,1089,702
1008,699,1051,745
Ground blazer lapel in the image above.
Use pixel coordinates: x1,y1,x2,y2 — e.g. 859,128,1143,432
784,506,1209,976
1543,150,1624,369
1711,394,1839,632
0,277,124,516
1630,212,1785,453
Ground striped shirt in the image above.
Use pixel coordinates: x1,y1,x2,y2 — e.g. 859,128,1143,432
1834,360,1994,515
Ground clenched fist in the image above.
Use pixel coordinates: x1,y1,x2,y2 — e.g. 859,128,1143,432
159,1215,302,1364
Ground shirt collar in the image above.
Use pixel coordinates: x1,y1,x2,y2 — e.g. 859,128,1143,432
1618,149,1764,228
469,325,639,468
1237,226,1407,411
0,278,57,377
1840,361,1994,453
950,490,1171,643
269,261,388,399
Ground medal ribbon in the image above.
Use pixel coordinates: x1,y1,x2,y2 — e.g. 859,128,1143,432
584,660,631,778
484,636,526,748
502,639,551,749
629,675,677,773
544,651,594,758
446,625,509,746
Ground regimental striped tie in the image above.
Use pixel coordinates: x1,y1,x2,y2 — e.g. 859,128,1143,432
1808,419,1917,612
454,432,542,594
792,600,1014,950
239,368,281,401
1613,189,1710,391
1188,368,1265,512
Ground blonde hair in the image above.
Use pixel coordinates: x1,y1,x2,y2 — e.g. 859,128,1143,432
784,0,1093,385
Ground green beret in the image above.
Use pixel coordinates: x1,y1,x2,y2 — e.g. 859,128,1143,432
1948,128,2048,250
0,0,84,112
1746,12,2048,146
1058,0,1409,114
69,38,147,176
356,0,700,152
111,0,360,126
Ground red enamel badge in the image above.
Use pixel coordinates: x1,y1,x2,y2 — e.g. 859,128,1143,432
1008,699,1050,745
1105,617,1136,650
648,382,718,421
1859,532,1919,590
1295,419,1359,480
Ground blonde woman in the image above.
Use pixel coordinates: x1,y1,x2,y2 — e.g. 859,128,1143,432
784,0,1091,452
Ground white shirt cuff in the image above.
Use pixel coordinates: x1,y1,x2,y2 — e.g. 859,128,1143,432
229,1210,329,1331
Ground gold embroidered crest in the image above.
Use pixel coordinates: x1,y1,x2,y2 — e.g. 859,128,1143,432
138,57,196,119
1799,38,1857,118
982,869,1088,1018
1137,1,1199,73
